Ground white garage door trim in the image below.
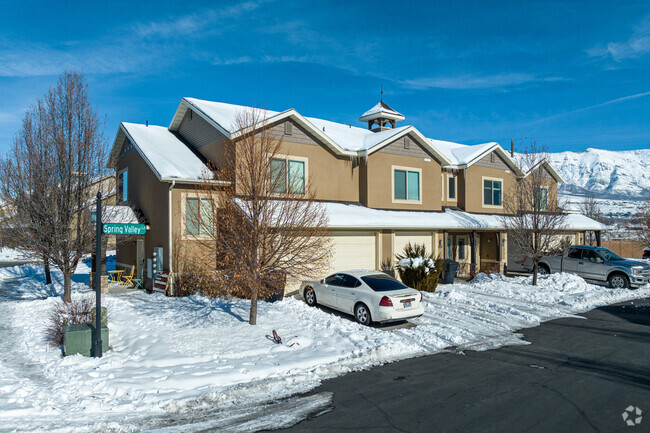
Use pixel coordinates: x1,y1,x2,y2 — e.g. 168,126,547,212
326,231,378,277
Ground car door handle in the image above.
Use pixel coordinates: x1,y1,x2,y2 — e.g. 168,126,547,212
578,262,584,265
351,292,356,295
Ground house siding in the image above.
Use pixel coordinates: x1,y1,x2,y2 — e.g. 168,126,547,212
377,134,438,160
178,109,228,150
115,143,170,274
178,109,229,167
266,119,321,146
474,151,509,170
366,150,443,211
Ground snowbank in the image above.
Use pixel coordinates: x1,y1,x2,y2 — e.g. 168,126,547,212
0,263,648,431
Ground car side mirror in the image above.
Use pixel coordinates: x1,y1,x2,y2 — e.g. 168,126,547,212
320,279,325,284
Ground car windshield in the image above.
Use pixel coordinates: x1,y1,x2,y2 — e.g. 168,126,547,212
596,248,622,261
361,274,408,292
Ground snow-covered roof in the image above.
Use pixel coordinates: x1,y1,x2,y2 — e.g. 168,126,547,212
323,202,607,231
184,98,281,135
304,116,411,151
101,205,140,224
173,98,448,160
120,123,209,181
359,101,405,122
431,139,497,165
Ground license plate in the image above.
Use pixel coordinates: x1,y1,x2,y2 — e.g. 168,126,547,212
403,301,411,308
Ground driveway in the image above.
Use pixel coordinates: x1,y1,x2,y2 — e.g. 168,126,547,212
281,298,650,433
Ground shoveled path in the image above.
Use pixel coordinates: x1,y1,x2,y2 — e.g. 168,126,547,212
280,298,650,433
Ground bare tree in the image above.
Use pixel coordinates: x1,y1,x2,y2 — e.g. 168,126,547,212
192,107,331,324
501,144,568,285
0,71,108,302
633,198,650,247
580,194,604,245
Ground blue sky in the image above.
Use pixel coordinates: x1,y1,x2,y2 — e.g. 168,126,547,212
1,0,650,154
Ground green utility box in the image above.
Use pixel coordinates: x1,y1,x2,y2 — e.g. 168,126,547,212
63,324,92,356
63,313,109,357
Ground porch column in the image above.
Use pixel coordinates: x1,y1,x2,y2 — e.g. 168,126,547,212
470,231,477,273
443,230,448,259
595,230,601,247
495,232,502,263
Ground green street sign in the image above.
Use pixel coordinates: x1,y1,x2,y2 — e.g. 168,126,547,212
102,223,147,236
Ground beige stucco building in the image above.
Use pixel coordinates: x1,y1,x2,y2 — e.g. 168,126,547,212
107,98,604,292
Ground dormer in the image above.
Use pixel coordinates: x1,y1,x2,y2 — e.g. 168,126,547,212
359,100,405,132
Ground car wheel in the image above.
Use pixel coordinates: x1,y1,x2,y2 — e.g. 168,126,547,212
608,274,629,289
354,303,372,326
538,264,550,276
304,287,317,306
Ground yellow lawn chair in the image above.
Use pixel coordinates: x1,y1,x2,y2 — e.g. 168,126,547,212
122,266,135,287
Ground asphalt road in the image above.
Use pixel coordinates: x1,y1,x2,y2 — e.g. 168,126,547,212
281,298,650,433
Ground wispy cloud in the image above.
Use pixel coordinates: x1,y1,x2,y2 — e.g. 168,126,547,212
399,73,562,90
0,43,143,77
529,90,650,124
588,17,650,61
134,1,266,38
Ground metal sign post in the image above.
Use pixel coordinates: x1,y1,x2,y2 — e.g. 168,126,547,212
94,192,103,358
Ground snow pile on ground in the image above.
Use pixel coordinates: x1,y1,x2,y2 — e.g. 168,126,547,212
0,262,649,432
0,247,36,262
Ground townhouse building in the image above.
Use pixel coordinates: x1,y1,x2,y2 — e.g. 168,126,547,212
107,98,604,292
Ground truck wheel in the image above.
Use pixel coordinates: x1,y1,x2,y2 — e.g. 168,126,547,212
538,264,550,276
608,273,629,289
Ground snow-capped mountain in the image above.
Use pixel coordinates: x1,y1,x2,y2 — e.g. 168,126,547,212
545,148,650,219
548,148,650,200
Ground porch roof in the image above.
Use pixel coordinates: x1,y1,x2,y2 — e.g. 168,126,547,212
323,203,607,231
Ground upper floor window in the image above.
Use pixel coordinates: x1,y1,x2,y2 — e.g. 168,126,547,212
448,175,457,200
271,157,306,195
393,167,420,202
483,178,502,207
185,197,212,236
118,169,128,202
535,187,548,210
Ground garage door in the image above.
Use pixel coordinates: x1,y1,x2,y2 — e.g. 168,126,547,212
325,231,377,276
394,231,433,259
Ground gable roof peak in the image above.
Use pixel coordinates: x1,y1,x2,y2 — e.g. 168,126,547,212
359,100,405,122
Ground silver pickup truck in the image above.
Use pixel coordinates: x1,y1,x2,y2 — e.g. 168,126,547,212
536,245,650,288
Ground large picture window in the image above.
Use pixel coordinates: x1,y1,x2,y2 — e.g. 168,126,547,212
185,197,212,236
271,158,305,195
483,179,502,206
394,168,420,201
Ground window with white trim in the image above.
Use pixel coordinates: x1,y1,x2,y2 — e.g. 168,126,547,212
536,187,548,210
271,157,305,195
483,179,502,206
448,175,457,200
185,197,212,236
118,169,128,202
394,169,420,201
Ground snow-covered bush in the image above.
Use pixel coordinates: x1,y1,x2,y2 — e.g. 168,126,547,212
45,296,96,346
395,243,442,292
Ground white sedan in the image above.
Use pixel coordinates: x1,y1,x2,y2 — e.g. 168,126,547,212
300,270,424,325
